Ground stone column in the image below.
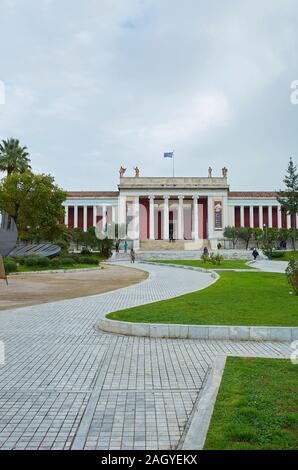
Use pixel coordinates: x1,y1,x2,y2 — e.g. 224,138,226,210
192,196,199,240
102,205,107,233
240,206,244,227
74,205,78,228
259,206,263,229
249,206,254,228
178,195,184,240
207,197,213,238
268,206,273,228
287,213,291,229
229,206,235,227
149,196,155,240
64,205,69,227
83,206,87,232
277,205,282,228
93,206,97,227
163,196,169,240
112,206,116,224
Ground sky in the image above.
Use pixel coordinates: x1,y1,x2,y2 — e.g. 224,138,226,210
0,0,297,192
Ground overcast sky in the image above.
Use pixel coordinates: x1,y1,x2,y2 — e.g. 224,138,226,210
0,0,297,192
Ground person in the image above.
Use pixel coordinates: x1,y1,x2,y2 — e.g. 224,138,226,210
252,248,259,260
130,248,135,264
203,246,209,256
123,240,128,253
115,239,120,253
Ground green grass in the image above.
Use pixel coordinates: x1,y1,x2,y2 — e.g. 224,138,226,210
107,271,298,326
204,357,298,450
16,263,99,272
272,251,298,262
148,259,254,270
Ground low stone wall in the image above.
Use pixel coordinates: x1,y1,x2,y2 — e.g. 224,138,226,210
96,318,297,342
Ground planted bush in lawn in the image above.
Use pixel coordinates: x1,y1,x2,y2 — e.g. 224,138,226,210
4,258,17,273
59,257,75,266
78,256,99,265
286,257,298,295
50,258,61,268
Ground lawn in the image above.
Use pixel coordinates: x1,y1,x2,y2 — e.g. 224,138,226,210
272,251,298,262
148,259,254,270
204,357,298,450
107,271,298,326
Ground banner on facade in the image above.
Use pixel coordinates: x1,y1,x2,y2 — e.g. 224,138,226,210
213,199,223,230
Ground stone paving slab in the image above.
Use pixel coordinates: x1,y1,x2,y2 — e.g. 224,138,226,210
0,262,293,450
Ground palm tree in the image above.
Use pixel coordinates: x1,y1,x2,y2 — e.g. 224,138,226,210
0,138,31,175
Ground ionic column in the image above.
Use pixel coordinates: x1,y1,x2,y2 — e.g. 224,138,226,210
93,206,97,227
287,213,291,229
259,206,263,228
192,196,199,240
149,196,155,240
277,205,282,228
74,205,78,228
249,206,254,228
268,206,273,228
163,196,169,240
240,206,244,227
102,205,107,233
112,206,116,223
64,206,69,227
178,195,184,240
83,206,87,232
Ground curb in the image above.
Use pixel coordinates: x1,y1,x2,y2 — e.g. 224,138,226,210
10,267,102,275
182,355,226,450
96,317,298,342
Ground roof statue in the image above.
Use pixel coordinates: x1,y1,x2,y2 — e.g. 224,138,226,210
208,166,212,178
222,166,228,177
134,166,140,177
119,166,126,177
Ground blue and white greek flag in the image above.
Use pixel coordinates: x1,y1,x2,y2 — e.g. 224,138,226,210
164,152,173,158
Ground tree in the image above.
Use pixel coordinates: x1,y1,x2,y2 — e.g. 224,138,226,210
277,158,298,236
70,228,84,250
0,170,66,241
223,226,239,248
285,257,298,295
253,228,263,248
0,138,31,175
238,227,254,250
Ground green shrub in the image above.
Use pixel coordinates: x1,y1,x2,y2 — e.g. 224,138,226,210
59,257,75,266
3,258,17,274
50,258,61,268
81,248,91,255
78,256,99,265
24,256,41,266
37,257,50,267
271,251,285,259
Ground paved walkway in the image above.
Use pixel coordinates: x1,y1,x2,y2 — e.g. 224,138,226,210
0,262,292,450
252,259,288,273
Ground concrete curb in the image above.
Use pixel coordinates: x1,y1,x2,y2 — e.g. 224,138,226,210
182,355,226,450
96,317,298,342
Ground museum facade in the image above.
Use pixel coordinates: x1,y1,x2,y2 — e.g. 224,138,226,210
63,173,298,250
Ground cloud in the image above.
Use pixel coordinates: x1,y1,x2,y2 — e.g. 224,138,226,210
0,0,297,191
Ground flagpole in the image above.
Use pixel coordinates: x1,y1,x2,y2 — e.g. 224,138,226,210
172,150,175,177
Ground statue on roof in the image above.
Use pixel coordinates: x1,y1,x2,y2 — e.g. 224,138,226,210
222,166,228,177
119,166,126,177
208,166,212,178
134,166,140,177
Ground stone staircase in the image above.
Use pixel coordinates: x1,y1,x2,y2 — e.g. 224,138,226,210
140,240,185,251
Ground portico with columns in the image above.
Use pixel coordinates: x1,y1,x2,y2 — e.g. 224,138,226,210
62,174,298,250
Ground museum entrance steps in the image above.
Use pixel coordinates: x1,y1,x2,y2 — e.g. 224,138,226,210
139,239,210,251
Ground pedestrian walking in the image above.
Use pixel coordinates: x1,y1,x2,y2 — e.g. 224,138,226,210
252,248,259,260
123,240,128,253
130,248,135,263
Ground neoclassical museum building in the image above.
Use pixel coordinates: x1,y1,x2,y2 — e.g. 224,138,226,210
63,169,298,250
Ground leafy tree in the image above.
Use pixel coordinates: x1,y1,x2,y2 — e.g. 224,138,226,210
0,170,66,241
238,227,254,250
0,138,31,175
223,226,239,248
70,228,84,250
98,237,114,258
253,228,263,248
285,257,298,295
277,158,298,236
